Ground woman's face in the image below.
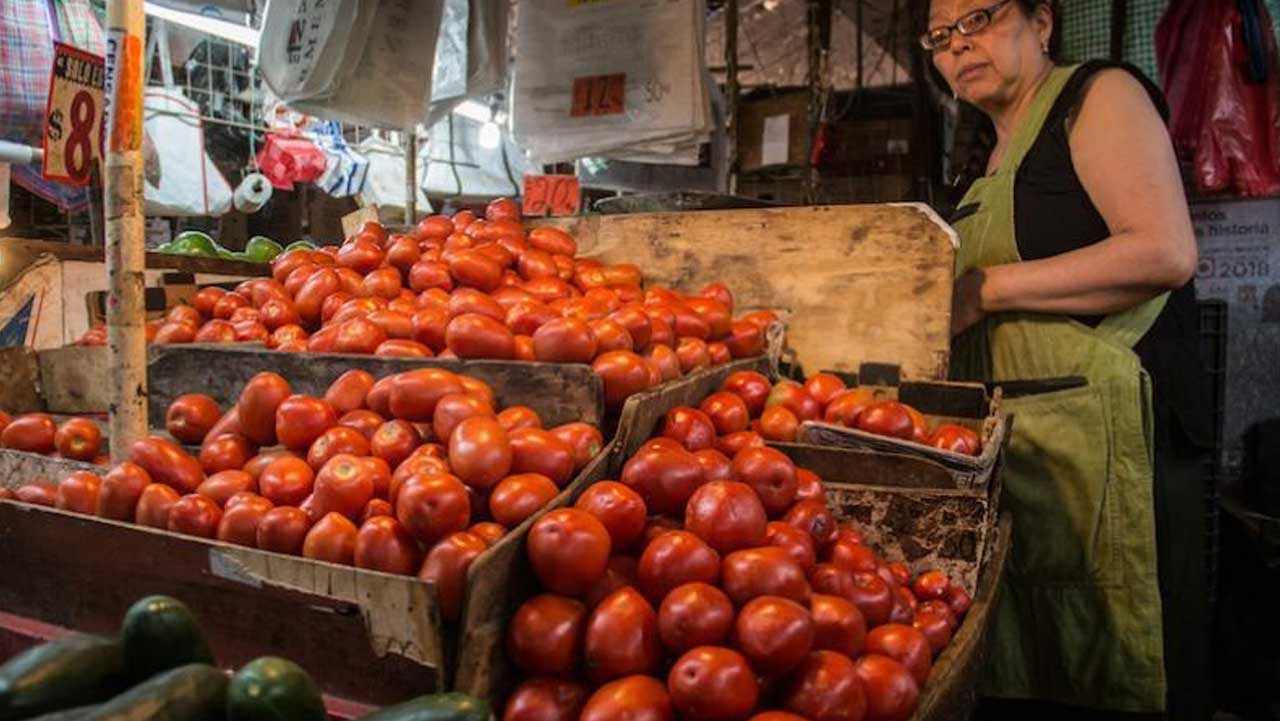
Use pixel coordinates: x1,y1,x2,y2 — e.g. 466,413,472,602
928,0,1050,108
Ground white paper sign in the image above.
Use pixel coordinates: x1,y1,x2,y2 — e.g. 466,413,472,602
761,113,790,167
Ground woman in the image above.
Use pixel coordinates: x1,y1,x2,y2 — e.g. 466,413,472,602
921,0,1213,718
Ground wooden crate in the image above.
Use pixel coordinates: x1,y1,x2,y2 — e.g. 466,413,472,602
545,204,957,380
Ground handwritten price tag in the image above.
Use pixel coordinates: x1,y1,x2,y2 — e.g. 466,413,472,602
42,42,104,185
570,73,625,118
523,175,581,217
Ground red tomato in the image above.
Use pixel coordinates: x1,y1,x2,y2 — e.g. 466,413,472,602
734,595,815,674
193,320,236,344
637,531,720,601
808,593,868,659
721,546,810,606
310,454,376,522
212,293,250,320
336,239,385,275
368,420,420,469
854,654,920,721
396,473,471,545
196,470,255,507
237,372,292,446
731,446,797,517
584,587,661,683
366,310,415,341
55,471,101,514
656,581,734,654
431,392,495,443
502,677,588,721
929,423,982,455
360,221,388,244
784,498,838,551
912,570,950,601
528,508,611,595
766,382,821,422
780,651,868,721
855,401,916,440
409,259,455,294
448,250,504,292
696,393,747,437
673,337,711,374
505,300,559,337
191,287,225,316
333,317,387,355
509,428,576,487
242,449,299,481
849,571,895,628
766,521,818,573
903,405,931,443
531,317,597,363
829,535,877,571
469,521,507,547
217,494,273,546
724,321,764,358
337,410,384,440
258,456,315,507
274,395,338,451
419,531,487,619
550,423,604,469
389,368,465,421
760,406,800,442
134,483,181,527
14,481,57,506
489,473,558,528
642,344,682,384
416,215,456,240
749,714,810,721
445,313,516,359
667,646,758,721
164,395,223,447
620,444,705,517
2,413,56,453
53,418,101,462
96,462,152,520
593,351,652,409
719,371,772,417
258,299,301,332
584,555,638,609
944,585,972,619
527,227,577,256
507,594,587,675
306,426,371,470
811,563,857,601
449,416,513,489
913,607,955,656
496,406,542,433
573,481,647,551
167,493,223,538
129,436,205,494
579,675,672,721
256,506,312,555
658,406,715,452
588,318,633,354
795,468,826,503
460,375,496,405
301,512,358,564
716,430,765,457
608,306,652,351
229,306,261,324
385,235,422,273
684,481,767,554
690,449,732,485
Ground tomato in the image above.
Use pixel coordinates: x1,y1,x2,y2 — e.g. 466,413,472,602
242,449,298,481
292,268,340,327
683,481,767,555
255,298,300,332
902,405,931,443
164,493,222,538
196,470,255,506
715,373,769,419
233,320,270,343
763,383,818,423
854,654,919,721
96,462,151,520
305,426,370,470
727,446,795,517
929,423,981,455
637,531,720,601
607,306,652,352
380,338,432,358
366,420,418,469
846,571,895,628
527,317,595,364
443,313,515,359
55,471,101,514
620,444,705,517
653,582,733,656
358,221,388,244
527,508,611,595
382,234,421,273
14,481,57,506
714,431,763,459
216,493,273,546
360,495,394,522
780,651,867,721
364,310,414,342
447,416,512,490
269,324,308,349
754,406,799,443
502,301,556,338
686,451,730,487
592,351,652,409
502,677,588,721
783,498,838,551
489,473,558,528
508,428,576,487
944,585,972,619
673,337,711,374
583,587,660,683
416,215,456,240
573,481,647,551
722,546,810,607
724,321,764,358
51,417,101,462
640,345,681,385
229,306,260,324
460,375,496,405
826,535,875,575
389,368,465,421
333,317,387,355
581,675,673,721
550,423,604,469
811,562,857,599
794,469,826,505
911,570,950,601
396,473,471,545
469,521,507,547
301,512,358,565
425,394,490,445
523,276,577,304
691,395,745,439
855,401,915,440
667,646,758,721
212,292,251,320
191,287,226,316
237,372,292,446
496,406,542,433
256,506,312,555
310,454,376,522
507,594,587,675
408,259,455,294
749,714,810,721
129,436,205,494
735,594,816,674
765,521,818,573
448,249,503,292
415,530,486,619
655,406,714,452
588,319,632,354
876,563,903,591
527,226,576,256
913,602,956,655
258,456,315,507
336,238,385,275
337,410,384,441
271,395,337,452
2,413,56,453
193,319,236,343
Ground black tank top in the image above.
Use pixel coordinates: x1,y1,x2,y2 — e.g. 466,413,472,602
1013,60,1213,445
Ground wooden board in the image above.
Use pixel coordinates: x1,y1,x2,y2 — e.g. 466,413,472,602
0,238,270,276
143,346,605,430
0,347,44,413
0,448,99,484
544,204,957,380
37,346,108,413
0,500,443,705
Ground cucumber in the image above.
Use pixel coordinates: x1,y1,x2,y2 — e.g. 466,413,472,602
83,664,226,721
120,596,213,682
0,634,128,721
225,657,325,721
356,693,490,721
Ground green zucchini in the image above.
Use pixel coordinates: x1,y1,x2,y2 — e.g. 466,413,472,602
82,664,226,721
120,596,213,682
225,657,325,721
0,634,128,721
356,693,490,721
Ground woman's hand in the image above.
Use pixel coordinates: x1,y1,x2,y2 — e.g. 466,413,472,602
951,268,988,336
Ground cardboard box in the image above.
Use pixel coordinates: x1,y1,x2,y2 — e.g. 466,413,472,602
738,91,810,171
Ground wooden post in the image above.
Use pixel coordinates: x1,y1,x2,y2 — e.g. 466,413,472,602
724,0,739,195
404,131,417,226
103,0,147,458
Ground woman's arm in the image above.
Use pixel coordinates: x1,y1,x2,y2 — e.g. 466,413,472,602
953,69,1198,335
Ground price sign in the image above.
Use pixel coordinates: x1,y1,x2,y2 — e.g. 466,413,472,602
523,175,581,217
42,42,105,185
570,73,626,118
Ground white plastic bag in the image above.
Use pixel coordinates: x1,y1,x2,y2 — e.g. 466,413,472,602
259,0,445,129
427,0,510,124
355,135,431,220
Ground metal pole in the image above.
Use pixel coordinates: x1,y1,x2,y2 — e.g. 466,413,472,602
103,0,147,458
404,130,417,225
725,0,740,195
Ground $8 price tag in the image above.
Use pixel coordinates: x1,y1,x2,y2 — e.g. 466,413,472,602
43,42,105,186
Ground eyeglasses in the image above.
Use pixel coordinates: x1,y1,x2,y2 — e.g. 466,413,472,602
920,0,1013,51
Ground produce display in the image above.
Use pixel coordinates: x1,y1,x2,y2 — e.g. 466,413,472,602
153,230,292,263
0,412,107,465
80,198,777,411
0,594,488,721
2,367,603,622
501,386,974,721
727,371,982,457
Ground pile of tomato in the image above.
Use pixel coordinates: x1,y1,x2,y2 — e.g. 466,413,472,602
502,374,973,721
1,368,602,620
0,412,106,464
81,198,777,412
715,372,982,456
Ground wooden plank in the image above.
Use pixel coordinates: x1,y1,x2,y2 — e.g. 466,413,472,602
143,346,605,430
0,347,44,413
0,238,270,276
0,449,99,486
38,346,111,413
0,500,443,705
544,204,956,380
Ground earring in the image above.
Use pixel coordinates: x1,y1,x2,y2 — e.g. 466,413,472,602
1041,41,1049,54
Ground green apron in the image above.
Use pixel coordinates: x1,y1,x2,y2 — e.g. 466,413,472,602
950,64,1169,712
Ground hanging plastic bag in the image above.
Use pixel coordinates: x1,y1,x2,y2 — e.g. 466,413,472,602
142,21,233,216
256,130,327,190
310,120,370,198
355,134,431,220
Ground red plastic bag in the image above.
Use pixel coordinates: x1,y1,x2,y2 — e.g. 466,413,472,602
1157,0,1280,197
255,131,327,190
